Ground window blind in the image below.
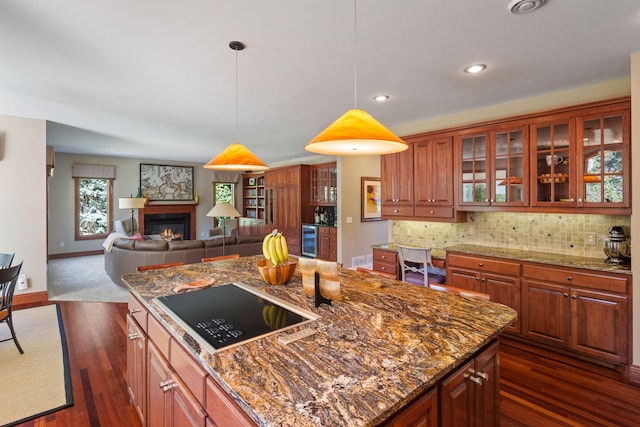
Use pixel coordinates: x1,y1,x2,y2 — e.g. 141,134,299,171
72,164,116,179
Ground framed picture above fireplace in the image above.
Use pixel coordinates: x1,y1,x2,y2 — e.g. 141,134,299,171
140,163,194,201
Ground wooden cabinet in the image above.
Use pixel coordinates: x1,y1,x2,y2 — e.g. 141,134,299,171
522,263,630,364
381,144,414,217
457,123,528,209
446,253,522,334
264,165,311,256
530,101,630,213
242,173,265,220
439,341,500,427
317,226,337,262
385,388,438,427
126,314,147,425
310,162,337,205
373,248,399,279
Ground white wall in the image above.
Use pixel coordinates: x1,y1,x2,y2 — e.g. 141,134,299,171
337,155,388,267
630,52,639,366
0,115,47,295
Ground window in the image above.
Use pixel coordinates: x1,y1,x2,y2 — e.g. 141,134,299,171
75,178,113,240
212,182,235,227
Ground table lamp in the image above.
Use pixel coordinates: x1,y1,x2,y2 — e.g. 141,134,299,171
119,197,145,234
206,203,241,255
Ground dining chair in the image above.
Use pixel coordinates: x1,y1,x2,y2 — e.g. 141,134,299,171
0,253,14,269
0,261,24,354
201,254,240,262
396,245,446,287
136,261,184,272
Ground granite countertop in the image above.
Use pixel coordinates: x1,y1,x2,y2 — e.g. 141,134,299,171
123,256,516,426
445,244,631,275
371,243,446,260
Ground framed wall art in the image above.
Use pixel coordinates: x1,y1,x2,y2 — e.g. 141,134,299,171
140,164,194,201
361,176,383,222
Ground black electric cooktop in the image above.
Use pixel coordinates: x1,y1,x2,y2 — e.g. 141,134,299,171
154,282,319,353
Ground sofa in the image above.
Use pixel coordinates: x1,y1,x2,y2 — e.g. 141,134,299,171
104,233,264,286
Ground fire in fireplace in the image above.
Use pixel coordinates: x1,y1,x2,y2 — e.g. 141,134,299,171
144,213,191,240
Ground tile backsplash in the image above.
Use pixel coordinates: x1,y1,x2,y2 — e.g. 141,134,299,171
391,212,630,259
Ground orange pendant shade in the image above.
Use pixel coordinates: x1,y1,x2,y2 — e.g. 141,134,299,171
203,143,269,171
305,109,408,155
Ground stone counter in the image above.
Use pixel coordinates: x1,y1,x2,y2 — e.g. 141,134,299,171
371,242,446,260
123,255,516,426
445,244,631,275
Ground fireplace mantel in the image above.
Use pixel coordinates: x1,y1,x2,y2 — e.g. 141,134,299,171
139,204,196,239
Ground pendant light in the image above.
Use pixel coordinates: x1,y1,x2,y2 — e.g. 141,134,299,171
305,0,407,156
204,41,269,171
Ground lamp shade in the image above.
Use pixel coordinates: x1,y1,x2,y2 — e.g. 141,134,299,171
119,197,145,210
203,143,269,171
305,109,408,155
206,203,241,218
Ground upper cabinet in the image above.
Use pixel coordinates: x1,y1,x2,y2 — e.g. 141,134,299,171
242,173,265,220
381,144,414,217
457,124,529,209
310,162,337,206
531,102,630,213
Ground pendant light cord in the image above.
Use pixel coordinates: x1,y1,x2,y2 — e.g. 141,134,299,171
353,0,358,110
235,46,239,143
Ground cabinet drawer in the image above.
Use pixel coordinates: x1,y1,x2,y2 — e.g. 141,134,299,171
382,205,414,217
206,377,255,427
170,339,207,405
374,249,398,263
373,260,398,277
148,314,171,360
447,253,520,276
414,206,454,219
128,292,148,332
522,263,629,293
319,226,330,235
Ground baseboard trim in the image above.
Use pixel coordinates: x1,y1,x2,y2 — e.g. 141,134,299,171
630,365,640,385
14,290,48,306
49,250,103,260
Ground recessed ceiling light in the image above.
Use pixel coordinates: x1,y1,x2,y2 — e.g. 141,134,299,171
508,0,545,14
464,64,487,74
373,94,389,102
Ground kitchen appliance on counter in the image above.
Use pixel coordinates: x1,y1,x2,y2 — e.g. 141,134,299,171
603,226,630,264
154,282,319,353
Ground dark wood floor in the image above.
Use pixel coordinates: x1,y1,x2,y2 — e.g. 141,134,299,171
12,301,640,426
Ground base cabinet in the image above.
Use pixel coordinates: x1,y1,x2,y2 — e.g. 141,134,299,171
522,263,630,364
317,226,337,262
439,341,499,427
385,388,438,427
127,315,147,426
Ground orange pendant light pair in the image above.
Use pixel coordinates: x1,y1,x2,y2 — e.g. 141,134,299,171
305,0,407,156
204,41,269,171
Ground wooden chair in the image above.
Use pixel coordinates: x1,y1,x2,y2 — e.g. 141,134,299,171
0,253,14,269
396,245,446,287
356,266,397,280
429,283,491,301
0,261,24,354
201,254,240,262
136,261,184,272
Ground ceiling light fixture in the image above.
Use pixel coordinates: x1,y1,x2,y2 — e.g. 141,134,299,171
464,64,487,74
373,94,389,102
508,0,545,14
204,41,269,171
305,0,407,156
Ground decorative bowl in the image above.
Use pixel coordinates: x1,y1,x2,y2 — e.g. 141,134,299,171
256,259,297,285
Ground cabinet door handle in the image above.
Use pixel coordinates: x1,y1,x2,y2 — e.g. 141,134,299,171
480,278,486,283
127,332,141,340
469,375,482,385
571,295,577,299
578,198,583,202
567,276,573,281
130,308,141,314
393,209,399,213
381,255,386,259
478,263,483,267
563,293,569,297
160,380,177,392
429,210,435,214
476,372,489,381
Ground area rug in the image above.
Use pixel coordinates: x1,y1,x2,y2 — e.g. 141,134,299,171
0,305,73,426
48,254,129,303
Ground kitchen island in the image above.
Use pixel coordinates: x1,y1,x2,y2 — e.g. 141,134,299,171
123,255,516,426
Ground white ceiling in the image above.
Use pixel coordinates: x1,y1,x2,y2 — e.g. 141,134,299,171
1,0,639,166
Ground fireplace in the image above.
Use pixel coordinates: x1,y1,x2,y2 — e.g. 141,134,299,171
139,204,196,240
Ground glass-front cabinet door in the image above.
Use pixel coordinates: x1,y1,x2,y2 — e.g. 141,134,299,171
459,132,489,207
531,119,575,206
576,109,630,209
492,125,528,206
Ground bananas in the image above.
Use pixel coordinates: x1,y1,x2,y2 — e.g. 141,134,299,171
262,230,289,266
262,304,289,330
